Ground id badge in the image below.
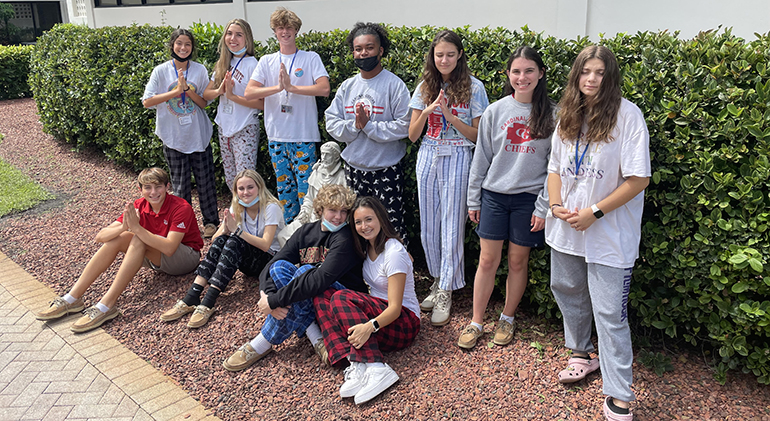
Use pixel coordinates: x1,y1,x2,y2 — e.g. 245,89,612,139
437,145,452,157
179,115,193,126
222,100,233,114
281,104,293,114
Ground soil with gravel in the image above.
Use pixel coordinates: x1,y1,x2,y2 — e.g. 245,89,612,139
1,98,768,421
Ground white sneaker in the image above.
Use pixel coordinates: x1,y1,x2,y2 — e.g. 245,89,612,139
431,289,452,326
420,278,440,311
354,363,399,405
339,362,367,398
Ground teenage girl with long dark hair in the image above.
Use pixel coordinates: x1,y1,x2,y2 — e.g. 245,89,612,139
407,30,489,326
546,45,651,421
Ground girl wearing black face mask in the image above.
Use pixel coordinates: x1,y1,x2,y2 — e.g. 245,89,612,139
142,28,220,239
324,22,412,245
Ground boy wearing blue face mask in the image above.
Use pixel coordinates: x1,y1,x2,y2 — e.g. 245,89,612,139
161,170,284,328
325,22,411,245
223,184,367,371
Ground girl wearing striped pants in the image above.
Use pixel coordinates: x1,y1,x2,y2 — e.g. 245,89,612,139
407,30,489,326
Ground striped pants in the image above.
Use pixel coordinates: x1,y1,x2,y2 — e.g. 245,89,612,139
416,144,472,291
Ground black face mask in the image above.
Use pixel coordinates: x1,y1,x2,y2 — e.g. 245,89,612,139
354,56,379,72
171,51,190,62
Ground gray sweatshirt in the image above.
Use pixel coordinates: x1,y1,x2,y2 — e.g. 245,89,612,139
467,95,551,218
325,69,411,171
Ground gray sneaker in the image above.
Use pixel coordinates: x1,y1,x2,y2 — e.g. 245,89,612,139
430,289,452,326
420,278,440,312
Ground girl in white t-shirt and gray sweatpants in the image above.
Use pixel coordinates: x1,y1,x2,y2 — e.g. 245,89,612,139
545,45,651,421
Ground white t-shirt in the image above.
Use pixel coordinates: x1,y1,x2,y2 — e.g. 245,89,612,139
250,50,329,142
545,98,651,268
363,238,420,318
408,77,489,147
142,60,213,153
232,202,285,253
213,55,260,137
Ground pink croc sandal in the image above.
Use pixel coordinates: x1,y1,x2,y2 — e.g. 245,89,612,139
603,396,633,420
558,356,600,384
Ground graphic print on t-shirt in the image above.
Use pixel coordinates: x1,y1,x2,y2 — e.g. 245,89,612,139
166,81,199,117
426,105,462,141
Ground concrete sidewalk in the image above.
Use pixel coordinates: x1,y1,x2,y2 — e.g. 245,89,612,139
0,252,221,421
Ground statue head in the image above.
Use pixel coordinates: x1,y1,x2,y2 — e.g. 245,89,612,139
319,142,342,174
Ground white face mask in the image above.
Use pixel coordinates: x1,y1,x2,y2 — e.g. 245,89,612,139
322,218,348,232
239,196,259,208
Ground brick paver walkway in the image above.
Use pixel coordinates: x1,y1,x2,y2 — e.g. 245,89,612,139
0,252,221,421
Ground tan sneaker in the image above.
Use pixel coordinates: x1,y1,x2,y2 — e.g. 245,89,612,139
420,278,440,312
36,297,85,321
70,306,120,333
314,340,330,366
160,300,195,322
223,343,272,372
203,224,217,239
187,305,214,328
457,324,483,349
430,289,452,326
493,319,515,346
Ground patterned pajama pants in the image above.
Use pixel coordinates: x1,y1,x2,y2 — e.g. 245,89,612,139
345,162,407,246
416,144,472,291
259,260,346,346
163,144,220,227
219,124,259,190
195,234,273,291
313,289,420,365
268,141,317,223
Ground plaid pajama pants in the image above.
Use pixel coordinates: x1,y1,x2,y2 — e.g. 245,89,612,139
313,289,420,365
195,234,273,291
260,260,346,345
268,141,317,223
345,162,408,247
162,144,220,227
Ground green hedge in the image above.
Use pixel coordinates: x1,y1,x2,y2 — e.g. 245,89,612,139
29,23,770,384
0,44,33,99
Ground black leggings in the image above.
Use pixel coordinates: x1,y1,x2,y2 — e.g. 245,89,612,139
195,234,273,291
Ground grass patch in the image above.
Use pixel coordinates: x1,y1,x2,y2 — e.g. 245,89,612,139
0,158,54,217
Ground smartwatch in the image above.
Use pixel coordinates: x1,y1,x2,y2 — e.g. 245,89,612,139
591,204,604,219
370,319,380,333
232,226,243,237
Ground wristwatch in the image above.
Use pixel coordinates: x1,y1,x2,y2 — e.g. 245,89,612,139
232,226,243,237
591,204,604,219
370,319,380,333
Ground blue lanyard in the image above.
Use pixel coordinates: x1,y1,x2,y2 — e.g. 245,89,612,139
574,132,588,182
281,49,298,78
232,54,246,76
172,61,190,106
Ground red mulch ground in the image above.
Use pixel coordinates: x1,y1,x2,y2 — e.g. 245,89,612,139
1,98,768,420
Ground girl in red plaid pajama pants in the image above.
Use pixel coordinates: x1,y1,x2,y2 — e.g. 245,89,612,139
313,197,420,405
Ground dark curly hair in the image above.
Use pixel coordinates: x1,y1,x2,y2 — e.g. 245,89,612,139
345,22,390,58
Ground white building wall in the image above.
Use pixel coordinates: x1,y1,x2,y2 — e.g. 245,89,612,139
80,0,769,42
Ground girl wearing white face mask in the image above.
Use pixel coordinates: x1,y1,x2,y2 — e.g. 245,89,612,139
203,19,264,189
161,169,284,328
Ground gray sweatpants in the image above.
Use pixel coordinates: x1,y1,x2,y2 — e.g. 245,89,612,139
550,249,635,402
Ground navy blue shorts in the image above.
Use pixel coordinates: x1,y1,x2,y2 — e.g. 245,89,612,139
475,189,544,247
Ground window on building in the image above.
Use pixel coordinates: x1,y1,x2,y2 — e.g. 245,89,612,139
0,2,62,45
94,0,232,7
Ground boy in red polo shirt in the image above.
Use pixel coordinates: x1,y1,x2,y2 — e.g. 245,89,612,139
36,167,202,333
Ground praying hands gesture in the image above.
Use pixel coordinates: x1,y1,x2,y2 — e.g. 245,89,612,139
278,62,295,94
354,102,370,129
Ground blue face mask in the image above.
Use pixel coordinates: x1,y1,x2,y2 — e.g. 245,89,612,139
229,46,247,56
322,218,348,232
239,196,259,208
